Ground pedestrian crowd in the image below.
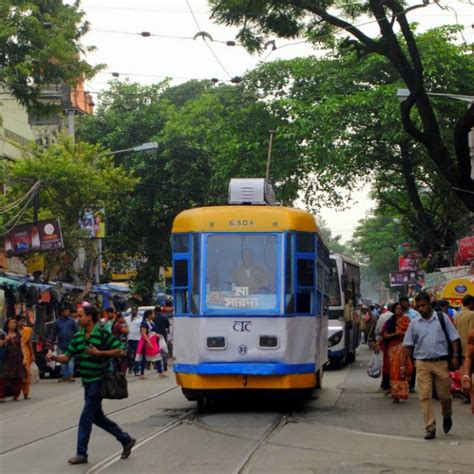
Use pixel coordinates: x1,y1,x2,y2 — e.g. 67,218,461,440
363,292,474,440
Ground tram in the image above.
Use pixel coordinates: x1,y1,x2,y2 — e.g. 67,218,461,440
327,254,361,367
171,179,330,406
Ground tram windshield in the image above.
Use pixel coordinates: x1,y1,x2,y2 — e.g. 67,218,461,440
205,234,279,312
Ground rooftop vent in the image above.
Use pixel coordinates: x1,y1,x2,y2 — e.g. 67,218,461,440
228,178,276,205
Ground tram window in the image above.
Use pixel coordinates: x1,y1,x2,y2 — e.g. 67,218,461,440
297,259,314,287
191,235,200,314
205,234,279,312
296,234,315,253
285,234,294,313
174,234,189,253
175,290,189,314
296,288,313,313
174,260,188,287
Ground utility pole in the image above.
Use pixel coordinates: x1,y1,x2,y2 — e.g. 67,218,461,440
265,129,275,182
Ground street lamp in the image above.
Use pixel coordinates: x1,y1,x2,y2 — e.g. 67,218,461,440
396,88,474,179
105,142,158,156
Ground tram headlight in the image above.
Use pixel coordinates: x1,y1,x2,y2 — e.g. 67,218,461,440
259,335,278,348
328,331,343,347
207,337,226,349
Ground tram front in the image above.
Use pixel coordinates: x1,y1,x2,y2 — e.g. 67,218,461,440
171,179,329,404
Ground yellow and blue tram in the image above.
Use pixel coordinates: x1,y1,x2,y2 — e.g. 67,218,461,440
171,180,330,405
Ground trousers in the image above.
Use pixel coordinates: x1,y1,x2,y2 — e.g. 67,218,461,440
77,381,130,456
416,359,452,431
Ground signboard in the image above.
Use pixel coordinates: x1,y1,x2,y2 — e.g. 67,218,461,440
456,236,474,265
79,209,105,238
389,271,422,287
399,255,420,271
4,218,64,257
26,255,45,274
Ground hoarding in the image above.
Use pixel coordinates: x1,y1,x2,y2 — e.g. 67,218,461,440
4,218,64,257
389,271,422,287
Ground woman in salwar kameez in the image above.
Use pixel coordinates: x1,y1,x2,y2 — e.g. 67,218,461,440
381,302,413,403
461,329,474,414
0,318,26,402
18,316,34,399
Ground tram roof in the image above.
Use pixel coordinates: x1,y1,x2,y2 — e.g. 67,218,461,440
172,206,319,233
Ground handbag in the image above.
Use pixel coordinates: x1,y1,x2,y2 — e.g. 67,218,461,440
100,371,128,399
367,352,382,378
98,328,128,400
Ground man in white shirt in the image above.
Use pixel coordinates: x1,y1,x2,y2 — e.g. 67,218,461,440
124,305,142,375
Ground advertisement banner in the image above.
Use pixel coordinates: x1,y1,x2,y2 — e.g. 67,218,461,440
79,209,105,239
26,255,45,273
399,255,420,271
457,236,474,264
4,218,64,257
390,271,422,287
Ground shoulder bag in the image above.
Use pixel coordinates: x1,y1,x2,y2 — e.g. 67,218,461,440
98,329,128,400
437,311,454,364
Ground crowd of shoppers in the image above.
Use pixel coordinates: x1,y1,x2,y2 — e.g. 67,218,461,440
366,291,473,440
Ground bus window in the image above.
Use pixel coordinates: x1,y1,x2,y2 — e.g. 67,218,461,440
329,259,341,306
205,234,279,312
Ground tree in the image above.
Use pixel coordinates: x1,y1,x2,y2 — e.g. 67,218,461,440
0,136,136,282
0,1,100,110
210,1,474,210
78,80,303,300
242,26,472,259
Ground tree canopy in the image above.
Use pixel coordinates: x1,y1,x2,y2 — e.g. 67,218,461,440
242,26,473,260
210,1,474,211
0,136,136,282
78,80,305,300
0,0,100,110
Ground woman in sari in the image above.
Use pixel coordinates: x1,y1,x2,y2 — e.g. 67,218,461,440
0,318,26,402
18,316,34,399
461,328,474,414
381,302,413,403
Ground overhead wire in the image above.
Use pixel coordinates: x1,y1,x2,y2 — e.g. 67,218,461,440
0,181,41,214
184,0,233,79
1,181,41,235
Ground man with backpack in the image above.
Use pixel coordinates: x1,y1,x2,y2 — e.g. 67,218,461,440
402,292,461,440
47,305,135,464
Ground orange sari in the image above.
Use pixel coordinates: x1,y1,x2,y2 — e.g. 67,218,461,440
21,326,34,396
388,315,413,400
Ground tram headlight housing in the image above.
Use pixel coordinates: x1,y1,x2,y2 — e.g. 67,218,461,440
328,331,343,347
207,336,226,349
259,335,279,348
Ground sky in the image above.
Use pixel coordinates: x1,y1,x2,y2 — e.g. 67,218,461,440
75,0,473,241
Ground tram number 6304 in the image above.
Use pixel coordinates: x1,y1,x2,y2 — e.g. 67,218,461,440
233,320,252,332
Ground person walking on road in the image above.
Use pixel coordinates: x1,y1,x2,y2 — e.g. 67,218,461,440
124,305,142,375
135,310,158,379
51,306,77,382
0,318,26,402
375,307,393,391
17,316,34,399
153,306,170,371
454,295,474,360
402,292,461,440
381,303,413,403
461,329,474,413
47,306,135,465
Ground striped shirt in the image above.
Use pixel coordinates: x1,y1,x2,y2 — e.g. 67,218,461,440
65,324,124,385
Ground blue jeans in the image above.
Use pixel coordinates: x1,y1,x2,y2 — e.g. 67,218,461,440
57,347,74,378
77,381,130,456
126,340,139,374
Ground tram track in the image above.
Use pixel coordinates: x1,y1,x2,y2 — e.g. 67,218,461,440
0,385,179,456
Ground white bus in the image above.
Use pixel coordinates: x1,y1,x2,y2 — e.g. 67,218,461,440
327,254,361,368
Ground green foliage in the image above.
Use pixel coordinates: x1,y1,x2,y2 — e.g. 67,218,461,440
77,80,303,300
0,136,137,281
0,0,101,110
